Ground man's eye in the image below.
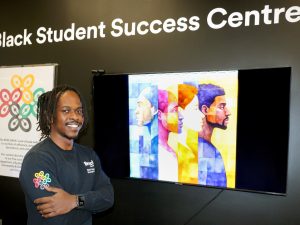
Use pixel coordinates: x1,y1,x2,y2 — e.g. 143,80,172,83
62,110,69,113
77,109,83,115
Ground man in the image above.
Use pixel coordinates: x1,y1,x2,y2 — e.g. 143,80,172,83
134,85,159,179
164,84,202,184
19,85,114,225
176,84,202,184
197,83,231,187
157,88,182,182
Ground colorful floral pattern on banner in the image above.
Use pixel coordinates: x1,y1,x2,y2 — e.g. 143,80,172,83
0,74,45,132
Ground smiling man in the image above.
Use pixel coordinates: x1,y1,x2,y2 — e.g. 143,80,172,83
19,85,114,225
197,83,231,188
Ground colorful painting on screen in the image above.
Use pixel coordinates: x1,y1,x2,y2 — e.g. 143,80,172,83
129,71,238,188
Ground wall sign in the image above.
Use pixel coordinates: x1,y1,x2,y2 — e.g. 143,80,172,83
0,4,299,48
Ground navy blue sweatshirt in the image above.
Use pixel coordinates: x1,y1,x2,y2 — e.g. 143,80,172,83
19,138,114,225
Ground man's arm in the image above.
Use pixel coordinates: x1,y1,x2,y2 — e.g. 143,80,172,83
34,186,77,218
19,151,83,224
34,167,113,219
76,151,114,214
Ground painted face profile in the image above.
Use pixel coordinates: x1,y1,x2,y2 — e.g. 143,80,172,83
206,95,231,129
135,86,158,127
159,102,183,133
180,95,204,132
135,95,154,126
178,83,204,132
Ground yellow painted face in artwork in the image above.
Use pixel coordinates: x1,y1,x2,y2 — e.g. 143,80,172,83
205,95,231,129
181,95,204,132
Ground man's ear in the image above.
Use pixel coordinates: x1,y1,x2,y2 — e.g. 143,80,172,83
201,105,209,115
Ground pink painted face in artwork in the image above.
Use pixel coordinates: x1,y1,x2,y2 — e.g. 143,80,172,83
160,102,183,134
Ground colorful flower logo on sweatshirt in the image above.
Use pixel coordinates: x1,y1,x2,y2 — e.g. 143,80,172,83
33,171,51,190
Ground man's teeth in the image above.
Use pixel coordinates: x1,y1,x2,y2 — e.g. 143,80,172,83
67,124,79,128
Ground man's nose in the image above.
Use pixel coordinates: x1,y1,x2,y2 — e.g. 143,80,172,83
69,110,81,119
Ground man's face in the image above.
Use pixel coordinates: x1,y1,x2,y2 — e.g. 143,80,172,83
51,91,84,140
159,102,183,133
135,96,154,126
206,95,230,129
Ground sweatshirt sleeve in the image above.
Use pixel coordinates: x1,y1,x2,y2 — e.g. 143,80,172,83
19,151,75,225
19,151,63,201
79,150,114,213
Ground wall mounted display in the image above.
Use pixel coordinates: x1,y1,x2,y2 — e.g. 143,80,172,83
93,67,290,195
0,64,57,178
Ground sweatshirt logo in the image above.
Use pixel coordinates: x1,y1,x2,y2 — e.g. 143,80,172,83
83,160,95,174
33,171,51,190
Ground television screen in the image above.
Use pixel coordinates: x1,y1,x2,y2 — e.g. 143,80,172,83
93,67,290,195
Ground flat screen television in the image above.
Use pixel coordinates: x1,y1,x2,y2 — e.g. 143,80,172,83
92,67,290,195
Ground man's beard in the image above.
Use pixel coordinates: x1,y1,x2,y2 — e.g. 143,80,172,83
58,129,80,140
207,118,228,130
